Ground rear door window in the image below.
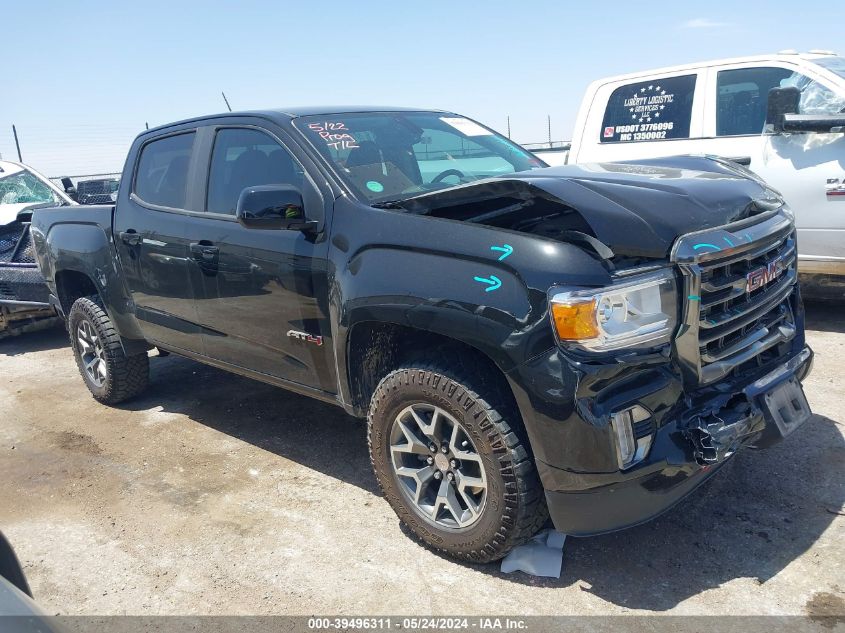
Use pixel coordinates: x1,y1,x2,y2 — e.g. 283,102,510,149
133,132,195,209
600,74,697,143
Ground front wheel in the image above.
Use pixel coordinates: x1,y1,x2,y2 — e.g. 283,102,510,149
367,364,547,562
68,296,149,404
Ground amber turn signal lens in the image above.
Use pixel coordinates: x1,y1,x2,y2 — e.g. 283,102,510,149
551,300,599,340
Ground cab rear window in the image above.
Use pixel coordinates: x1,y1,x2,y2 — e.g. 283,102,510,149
600,74,696,143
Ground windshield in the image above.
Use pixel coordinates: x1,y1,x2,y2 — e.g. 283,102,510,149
295,112,545,203
0,169,62,206
815,56,845,81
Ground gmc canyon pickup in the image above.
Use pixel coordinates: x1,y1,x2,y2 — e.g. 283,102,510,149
32,107,814,562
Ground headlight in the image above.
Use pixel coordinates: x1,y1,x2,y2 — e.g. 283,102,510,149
549,268,677,352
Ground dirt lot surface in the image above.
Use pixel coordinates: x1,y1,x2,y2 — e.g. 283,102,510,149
1,303,842,616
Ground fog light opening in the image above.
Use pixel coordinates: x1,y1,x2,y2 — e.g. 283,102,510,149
611,404,654,470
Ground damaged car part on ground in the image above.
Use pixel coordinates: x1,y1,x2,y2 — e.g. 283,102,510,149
0,161,75,338
30,107,813,562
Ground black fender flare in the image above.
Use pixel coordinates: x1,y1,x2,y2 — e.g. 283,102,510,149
42,222,147,352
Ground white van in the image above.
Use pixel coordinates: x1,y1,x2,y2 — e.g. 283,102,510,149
535,52,845,282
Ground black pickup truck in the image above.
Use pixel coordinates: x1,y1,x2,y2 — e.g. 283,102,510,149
32,107,814,562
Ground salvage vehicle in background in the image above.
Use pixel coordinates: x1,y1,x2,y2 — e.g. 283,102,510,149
76,177,119,205
32,107,813,562
534,51,845,294
0,160,74,337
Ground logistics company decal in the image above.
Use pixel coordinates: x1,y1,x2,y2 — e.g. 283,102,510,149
604,84,675,142
601,75,694,143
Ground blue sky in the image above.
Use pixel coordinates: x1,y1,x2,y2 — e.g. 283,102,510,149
2,0,841,176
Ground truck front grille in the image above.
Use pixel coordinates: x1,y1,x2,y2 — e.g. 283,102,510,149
672,209,798,385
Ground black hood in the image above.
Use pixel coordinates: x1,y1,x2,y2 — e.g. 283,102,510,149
394,156,784,260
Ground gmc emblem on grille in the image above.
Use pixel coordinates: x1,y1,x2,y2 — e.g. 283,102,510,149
746,256,785,293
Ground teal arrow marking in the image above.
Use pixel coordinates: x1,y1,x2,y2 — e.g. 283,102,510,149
490,244,513,261
693,243,721,252
473,275,502,292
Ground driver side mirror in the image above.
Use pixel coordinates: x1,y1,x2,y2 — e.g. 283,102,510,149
766,87,800,133
236,185,317,231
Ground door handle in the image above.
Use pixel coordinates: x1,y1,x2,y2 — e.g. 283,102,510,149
119,230,141,246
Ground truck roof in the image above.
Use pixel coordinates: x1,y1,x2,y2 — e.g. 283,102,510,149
143,106,446,136
595,51,839,84
0,160,26,176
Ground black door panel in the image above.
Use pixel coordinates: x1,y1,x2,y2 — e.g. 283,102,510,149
113,131,204,353
184,125,335,390
185,217,333,388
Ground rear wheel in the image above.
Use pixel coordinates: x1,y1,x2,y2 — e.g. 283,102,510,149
368,363,547,562
68,296,149,404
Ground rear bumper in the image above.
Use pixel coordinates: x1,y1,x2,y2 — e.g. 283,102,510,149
0,266,56,332
0,265,51,305
508,341,813,536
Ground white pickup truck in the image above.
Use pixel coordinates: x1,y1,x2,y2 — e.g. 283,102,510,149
0,160,75,336
534,51,845,290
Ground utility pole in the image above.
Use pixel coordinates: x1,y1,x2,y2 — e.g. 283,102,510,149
547,115,552,147
12,125,23,162
222,91,232,112
506,116,511,139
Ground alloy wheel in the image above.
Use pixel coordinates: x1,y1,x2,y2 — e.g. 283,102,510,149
389,403,487,529
77,319,107,387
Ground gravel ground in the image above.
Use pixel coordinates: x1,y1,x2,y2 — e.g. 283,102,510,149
0,302,842,617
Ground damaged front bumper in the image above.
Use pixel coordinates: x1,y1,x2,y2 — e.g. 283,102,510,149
507,344,814,537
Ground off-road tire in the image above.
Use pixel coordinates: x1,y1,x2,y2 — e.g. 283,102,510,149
68,295,149,404
368,362,548,563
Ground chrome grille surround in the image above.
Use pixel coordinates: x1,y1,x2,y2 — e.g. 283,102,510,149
671,209,798,385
